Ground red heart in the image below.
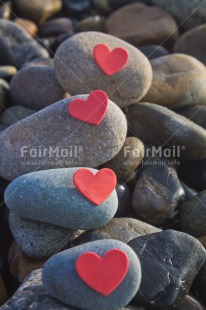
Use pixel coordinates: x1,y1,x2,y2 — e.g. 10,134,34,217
73,168,117,205
76,249,129,296
93,44,129,76
68,90,108,125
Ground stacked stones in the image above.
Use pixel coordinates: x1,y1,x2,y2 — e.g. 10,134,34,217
0,0,205,309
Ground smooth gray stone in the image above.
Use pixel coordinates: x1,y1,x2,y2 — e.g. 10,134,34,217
42,240,141,310
0,105,35,127
0,20,49,68
5,168,118,230
0,95,127,180
54,31,152,109
128,230,206,309
9,211,77,259
1,269,141,309
126,102,206,161
10,66,65,110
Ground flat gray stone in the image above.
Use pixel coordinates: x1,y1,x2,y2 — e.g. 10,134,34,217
0,95,127,180
5,168,118,230
42,239,141,310
9,211,77,259
0,20,49,68
54,31,152,109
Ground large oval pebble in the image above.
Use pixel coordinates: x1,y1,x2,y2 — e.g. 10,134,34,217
5,168,118,230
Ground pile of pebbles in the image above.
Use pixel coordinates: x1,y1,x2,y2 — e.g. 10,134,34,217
0,0,206,309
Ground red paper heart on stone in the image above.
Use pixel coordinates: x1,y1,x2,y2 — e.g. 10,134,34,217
76,249,129,296
68,90,108,125
93,44,129,76
73,168,117,205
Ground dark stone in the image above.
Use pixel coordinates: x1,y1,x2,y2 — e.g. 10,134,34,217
176,295,205,310
179,190,206,237
138,44,169,60
181,182,197,200
108,0,151,10
39,18,73,37
176,105,206,130
62,0,92,16
132,157,185,226
128,230,206,309
179,159,206,192
115,183,133,217
126,102,206,161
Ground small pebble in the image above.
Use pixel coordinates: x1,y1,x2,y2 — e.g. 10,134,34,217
39,18,73,37
14,18,38,37
13,0,62,24
101,137,145,181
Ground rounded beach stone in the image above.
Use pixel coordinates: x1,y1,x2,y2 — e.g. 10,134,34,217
62,0,92,15
126,102,206,161
73,217,161,246
128,230,206,308
13,0,62,24
54,31,152,109
5,168,118,230
39,18,73,37
76,15,105,32
0,95,127,180
14,18,37,37
10,66,65,109
151,0,206,31
0,105,36,127
9,211,77,259
42,239,141,310
143,54,206,108
101,137,145,181
106,3,179,49
179,190,206,237
0,20,49,68
0,1,11,19
132,160,185,225
173,24,206,66
0,65,17,80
